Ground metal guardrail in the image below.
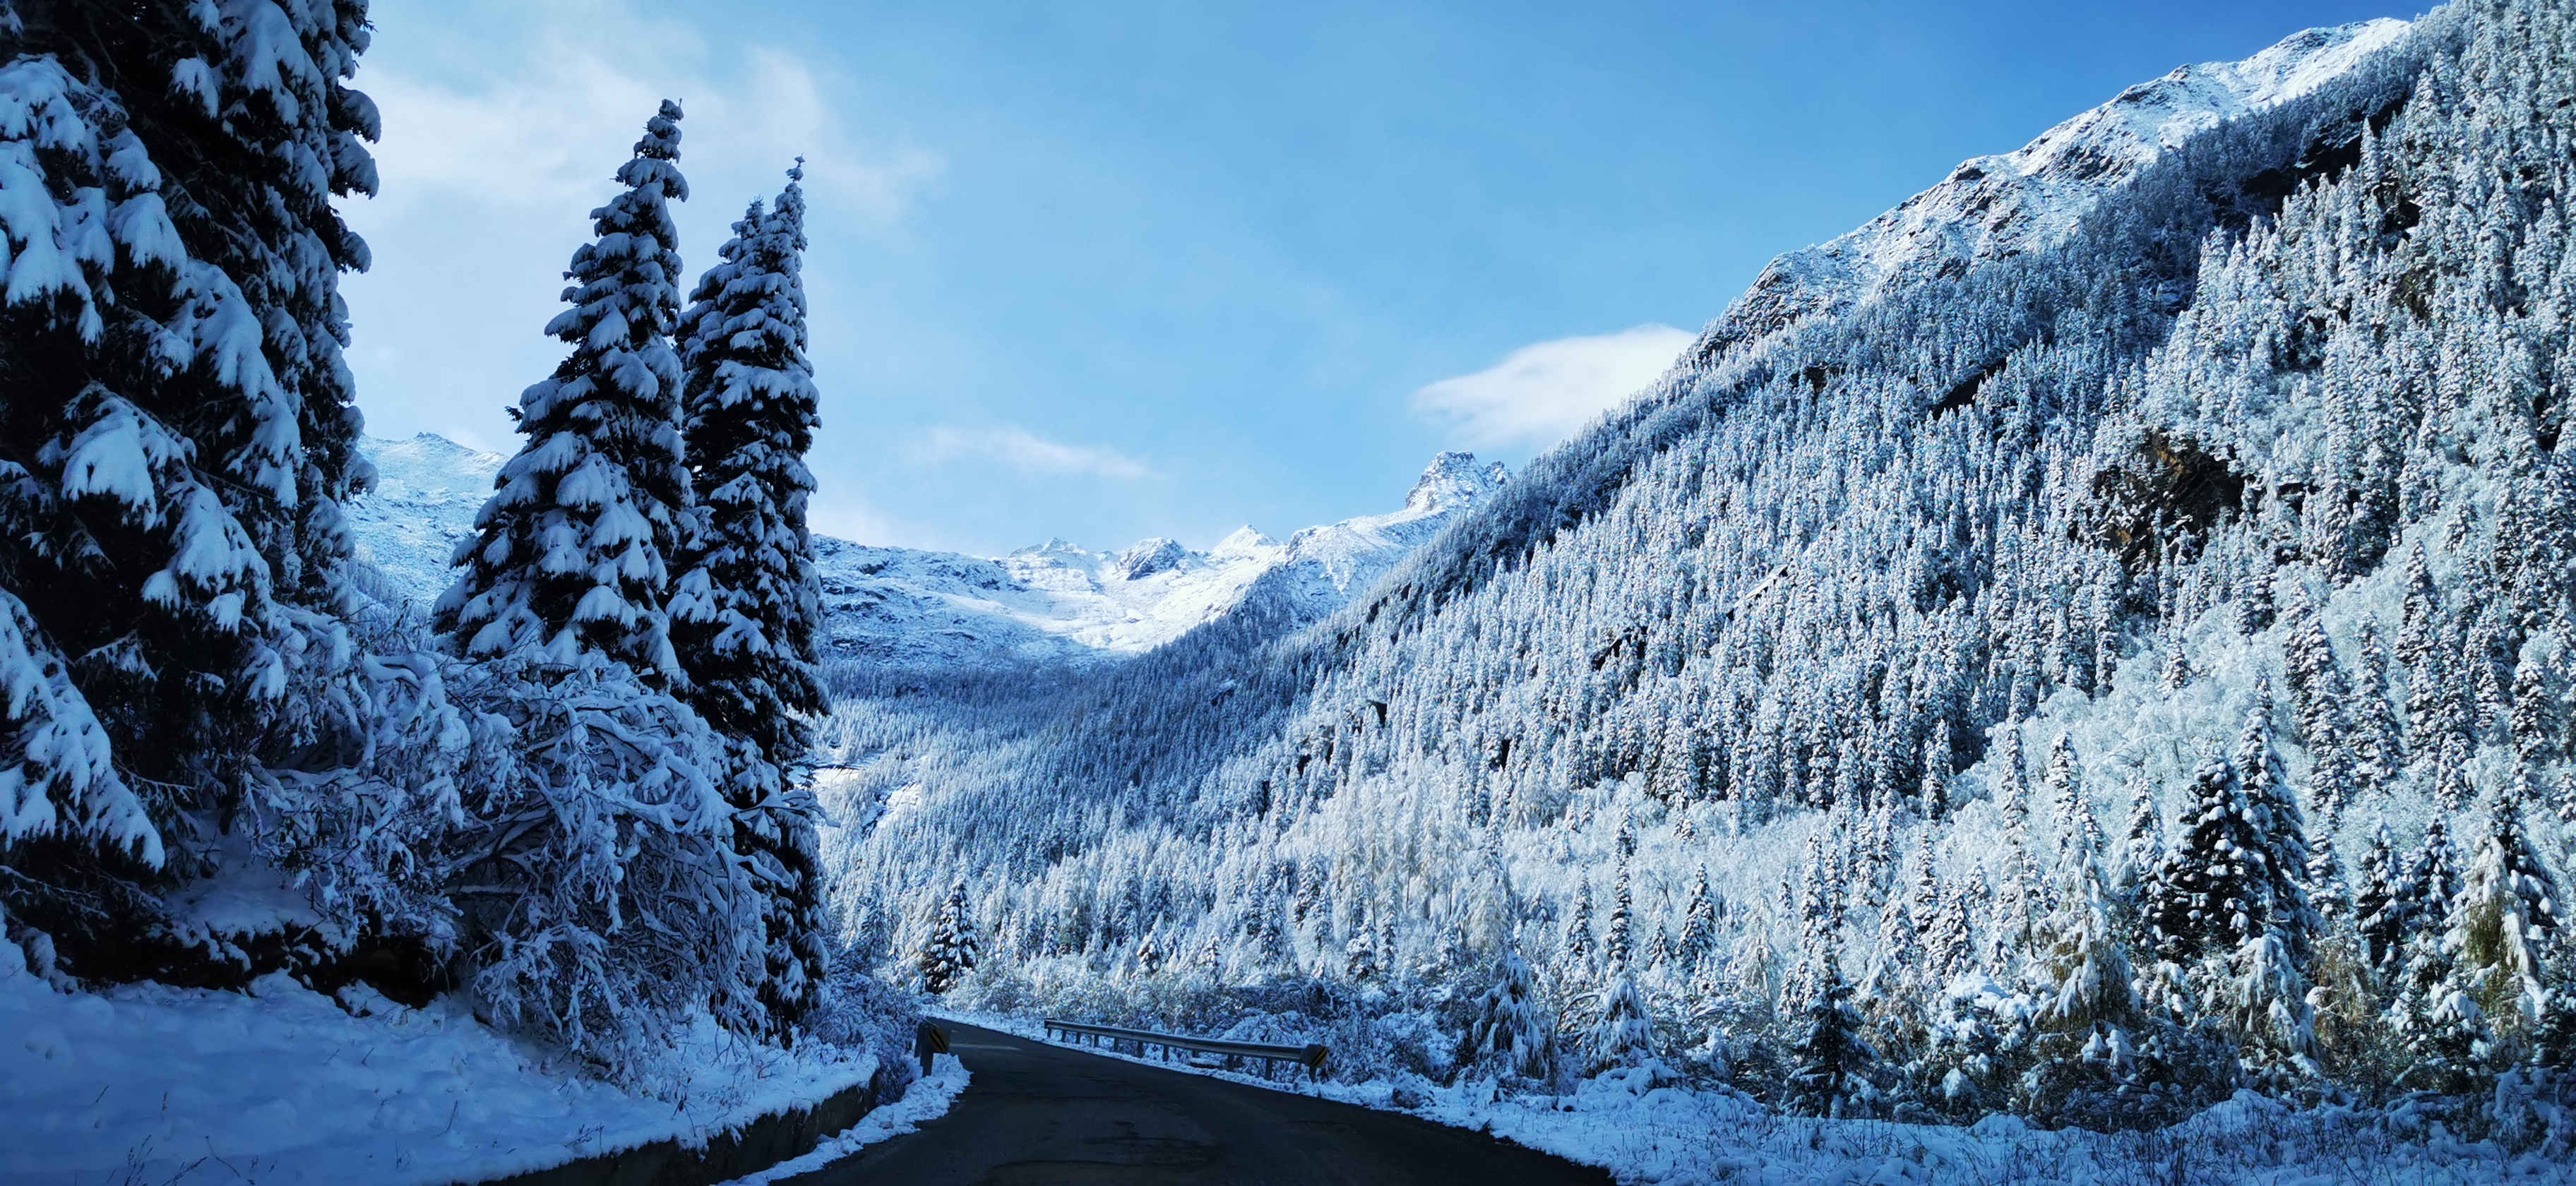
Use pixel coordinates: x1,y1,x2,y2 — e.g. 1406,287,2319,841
1042,1019,1329,1081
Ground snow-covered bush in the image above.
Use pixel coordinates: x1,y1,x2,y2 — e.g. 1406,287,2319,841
808,947,926,1103
443,654,763,1075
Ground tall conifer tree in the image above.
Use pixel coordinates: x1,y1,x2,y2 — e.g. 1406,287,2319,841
672,164,830,1031
0,1,382,962
439,102,693,685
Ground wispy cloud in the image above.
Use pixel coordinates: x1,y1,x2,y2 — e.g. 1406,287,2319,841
1412,325,1694,450
340,0,944,536
357,0,939,229
912,427,1156,481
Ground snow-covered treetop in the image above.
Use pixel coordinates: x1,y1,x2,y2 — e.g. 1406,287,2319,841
438,100,694,682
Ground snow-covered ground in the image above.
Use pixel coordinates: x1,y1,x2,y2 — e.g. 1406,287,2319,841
351,434,1507,669
0,928,876,1186
717,1055,970,1185
934,1008,2572,1186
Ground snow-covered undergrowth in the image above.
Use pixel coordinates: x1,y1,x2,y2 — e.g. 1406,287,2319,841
717,1054,969,1186
0,931,876,1186
1418,1082,2576,1186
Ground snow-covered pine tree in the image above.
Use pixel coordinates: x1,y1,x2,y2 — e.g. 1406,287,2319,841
2025,815,2146,1126
1991,724,2044,969
2042,732,2089,862
1786,958,1876,1118
1726,911,1779,1014
0,1,395,969
2397,815,2464,946
2355,820,2405,974
1559,875,1595,976
1923,865,1980,990
1786,828,1841,1006
2450,784,2560,1030
2230,929,2319,1091
2351,623,2405,782
1866,849,1926,995
1462,941,1550,1080
2146,753,2298,967
409,102,782,1068
1588,971,1655,1075
670,164,829,1033
2390,924,2488,1097
920,881,978,994
2113,774,2164,896
2039,805,2131,1029
2284,589,2347,757
1605,861,1635,974
1344,925,1378,981
2509,632,2568,766
438,101,694,686
2432,734,2476,814
2397,544,2438,673
1674,865,1719,975
2234,679,2313,933
1858,796,1899,911
1920,733,1950,820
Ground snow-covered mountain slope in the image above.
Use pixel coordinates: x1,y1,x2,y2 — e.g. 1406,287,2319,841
345,433,504,616
1678,18,2412,369
345,435,1505,666
815,3,2576,1127
809,451,1508,667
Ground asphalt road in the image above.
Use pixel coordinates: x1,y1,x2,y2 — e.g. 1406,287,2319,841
785,1022,1614,1185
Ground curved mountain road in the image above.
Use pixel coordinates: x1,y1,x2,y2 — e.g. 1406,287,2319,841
783,1022,1611,1185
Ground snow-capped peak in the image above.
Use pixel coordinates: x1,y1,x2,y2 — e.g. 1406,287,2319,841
1405,450,1511,515
343,435,1512,669
1681,18,2412,368
1111,537,1188,581
1210,526,1281,560
803,450,1510,666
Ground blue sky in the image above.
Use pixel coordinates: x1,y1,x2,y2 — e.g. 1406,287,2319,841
340,0,2411,557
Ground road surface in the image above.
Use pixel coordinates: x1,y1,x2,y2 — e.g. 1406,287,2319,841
784,1021,1614,1185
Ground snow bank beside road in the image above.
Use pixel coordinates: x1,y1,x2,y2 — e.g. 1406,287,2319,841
1,930,874,1186
717,1055,969,1185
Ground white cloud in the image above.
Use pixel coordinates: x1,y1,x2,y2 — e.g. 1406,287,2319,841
357,1,938,229
338,0,944,537
1411,324,1694,450
912,427,1155,481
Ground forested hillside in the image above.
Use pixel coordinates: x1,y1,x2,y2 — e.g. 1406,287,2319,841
826,0,2576,1132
